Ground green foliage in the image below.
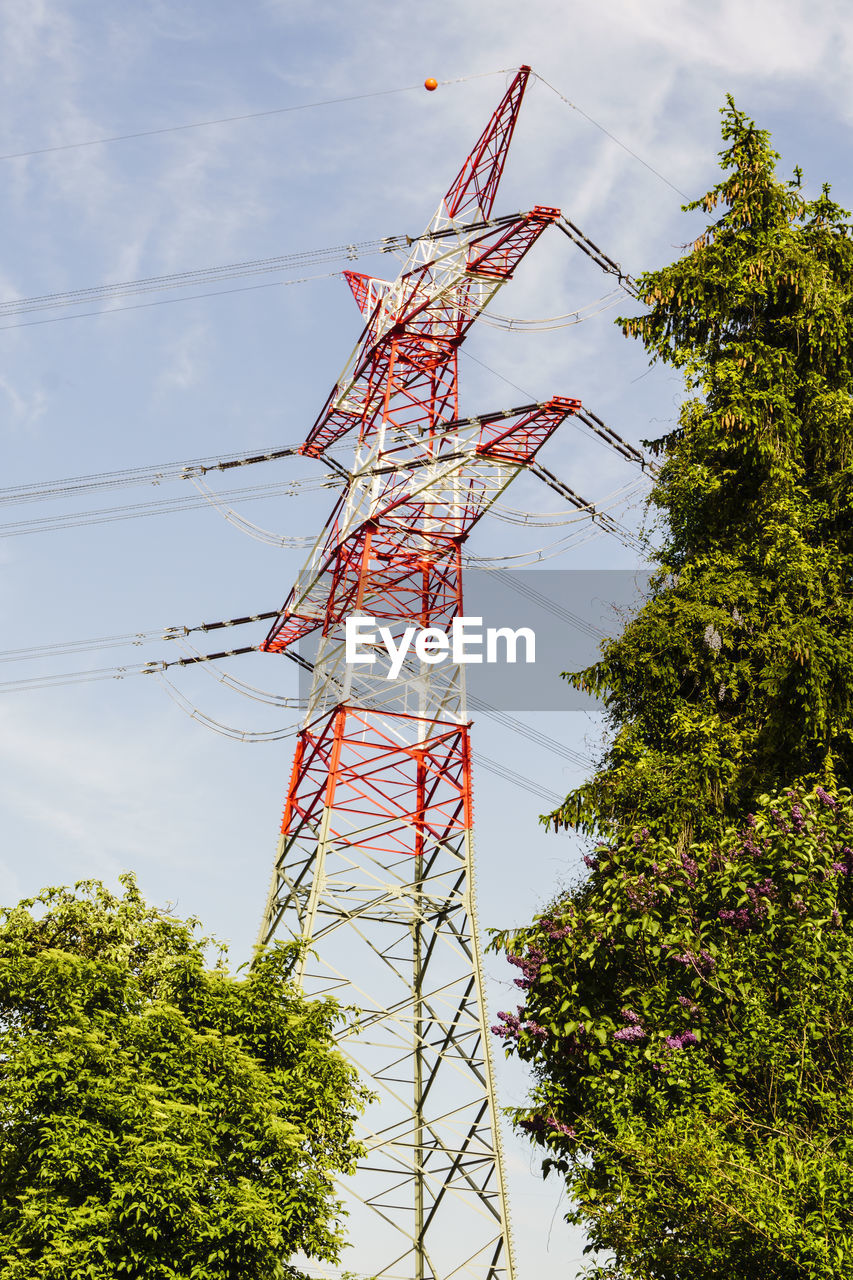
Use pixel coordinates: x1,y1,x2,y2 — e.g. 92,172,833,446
493,100,853,1277
493,786,853,1278
557,96,853,843
0,875,368,1280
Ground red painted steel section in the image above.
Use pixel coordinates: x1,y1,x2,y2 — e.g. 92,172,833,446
443,66,531,221
266,70,577,853
301,211,559,461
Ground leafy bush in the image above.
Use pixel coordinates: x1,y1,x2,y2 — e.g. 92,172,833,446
0,876,368,1280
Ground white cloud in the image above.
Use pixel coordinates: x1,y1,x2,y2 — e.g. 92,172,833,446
0,374,47,431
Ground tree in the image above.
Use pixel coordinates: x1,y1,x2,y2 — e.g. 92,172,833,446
492,100,853,1279
562,97,853,846
0,875,368,1280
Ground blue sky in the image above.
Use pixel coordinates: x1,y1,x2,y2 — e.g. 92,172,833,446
2,2,852,1275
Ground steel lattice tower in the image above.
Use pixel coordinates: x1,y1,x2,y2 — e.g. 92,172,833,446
258,67,579,1280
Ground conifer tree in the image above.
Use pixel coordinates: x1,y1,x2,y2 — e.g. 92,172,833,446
492,100,853,1280
562,95,853,845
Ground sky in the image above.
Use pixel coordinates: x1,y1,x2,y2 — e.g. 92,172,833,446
2,2,853,1276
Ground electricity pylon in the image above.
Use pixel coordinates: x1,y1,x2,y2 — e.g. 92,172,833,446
258,66,579,1280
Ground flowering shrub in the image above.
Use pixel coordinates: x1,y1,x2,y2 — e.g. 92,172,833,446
494,97,853,1279
491,786,853,1277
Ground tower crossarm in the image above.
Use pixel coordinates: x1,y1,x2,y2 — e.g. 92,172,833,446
261,397,580,655
301,209,559,459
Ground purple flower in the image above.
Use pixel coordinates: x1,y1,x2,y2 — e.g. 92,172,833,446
745,878,776,919
770,807,792,833
679,847,699,885
620,1008,642,1025
666,1031,698,1050
816,787,838,810
613,1025,646,1043
719,907,751,931
539,914,573,941
507,948,544,990
492,1007,525,1040
791,804,806,833
625,873,661,910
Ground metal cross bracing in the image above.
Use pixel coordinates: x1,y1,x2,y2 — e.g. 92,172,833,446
257,66,580,1280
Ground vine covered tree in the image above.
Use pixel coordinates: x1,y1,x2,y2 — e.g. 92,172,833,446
0,876,368,1279
492,100,853,1278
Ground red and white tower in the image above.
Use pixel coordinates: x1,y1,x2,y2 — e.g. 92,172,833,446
258,67,579,1280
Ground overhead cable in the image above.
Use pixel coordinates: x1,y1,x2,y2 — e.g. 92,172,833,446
0,444,301,509
0,609,280,667
1,68,685,207
528,461,646,552
0,269,347,332
154,671,300,743
468,693,593,770
575,406,657,473
460,349,655,477
2,398,654,527
556,217,640,297
474,753,562,805
0,213,516,330
0,72,513,164
487,568,607,642
531,71,689,200
0,477,329,539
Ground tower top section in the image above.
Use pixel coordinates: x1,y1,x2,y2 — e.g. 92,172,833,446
441,65,531,223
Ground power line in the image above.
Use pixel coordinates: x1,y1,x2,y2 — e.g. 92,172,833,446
2,398,649,511
0,268,345,332
0,238,402,318
0,216,521,322
0,444,302,509
460,349,655,477
0,476,332,539
529,461,647,553
555,216,639,297
475,754,562,805
0,82,448,163
532,71,689,200
0,410,650,552
469,694,593,770
0,645,578,805
0,212,520,331
1,68,686,211
0,610,281,666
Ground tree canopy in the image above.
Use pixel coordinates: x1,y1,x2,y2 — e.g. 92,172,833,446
492,99,853,1279
0,875,368,1280
559,96,853,846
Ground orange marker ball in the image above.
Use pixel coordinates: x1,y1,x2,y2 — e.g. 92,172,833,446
424,78,438,91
